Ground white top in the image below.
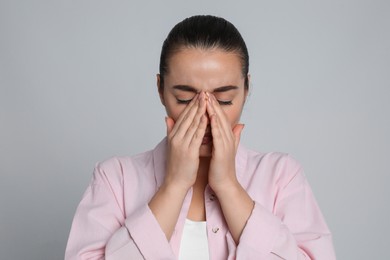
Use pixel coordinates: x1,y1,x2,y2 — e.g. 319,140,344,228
178,219,210,260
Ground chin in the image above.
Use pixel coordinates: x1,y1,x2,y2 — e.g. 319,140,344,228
199,144,212,157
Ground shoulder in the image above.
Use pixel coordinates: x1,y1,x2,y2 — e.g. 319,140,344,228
91,149,155,186
239,145,309,206
240,145,305,185
244,145,301,168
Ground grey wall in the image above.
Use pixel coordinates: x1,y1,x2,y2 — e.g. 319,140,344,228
1,0,389,259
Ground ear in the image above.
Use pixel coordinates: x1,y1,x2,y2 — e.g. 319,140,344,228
244,73,251,101
157,74,165,106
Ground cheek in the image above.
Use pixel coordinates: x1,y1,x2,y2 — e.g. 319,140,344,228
166,101,186,122
222,106,243,127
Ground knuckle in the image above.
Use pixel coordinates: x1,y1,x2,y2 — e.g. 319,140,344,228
189,124,197,132
193,131,201,140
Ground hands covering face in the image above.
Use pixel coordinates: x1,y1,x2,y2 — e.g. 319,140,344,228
164,91,244,192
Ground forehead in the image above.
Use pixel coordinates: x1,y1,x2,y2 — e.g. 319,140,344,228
165,48,244,91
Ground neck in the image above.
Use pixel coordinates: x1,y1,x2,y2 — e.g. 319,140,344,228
195,157,211,187
186,156,211,221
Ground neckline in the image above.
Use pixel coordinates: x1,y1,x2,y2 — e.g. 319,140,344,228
185,218,207,225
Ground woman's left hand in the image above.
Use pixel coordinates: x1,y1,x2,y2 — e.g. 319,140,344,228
206,93,245,193
206,93,254,244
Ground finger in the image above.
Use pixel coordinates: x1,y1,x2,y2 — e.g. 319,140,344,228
170,94,198,135
173,92,205,140
189,114,208,149
183,92,207,145
165,116,175,136
209,113,224,149
206,93,216,117
232,124,245,150
169,94,200,138
206,94,230,144
209,94,233,137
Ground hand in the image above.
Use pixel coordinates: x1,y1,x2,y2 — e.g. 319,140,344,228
164,92,208,191
206,93,245,193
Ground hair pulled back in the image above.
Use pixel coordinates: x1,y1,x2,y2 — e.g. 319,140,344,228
159,15,249,90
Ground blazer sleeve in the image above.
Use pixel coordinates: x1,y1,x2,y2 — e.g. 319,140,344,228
65,159,176,260
229,155,336,259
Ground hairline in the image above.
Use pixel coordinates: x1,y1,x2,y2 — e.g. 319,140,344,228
162,45,247,76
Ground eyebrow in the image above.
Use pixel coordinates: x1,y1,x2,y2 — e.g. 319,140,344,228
172,85,239,93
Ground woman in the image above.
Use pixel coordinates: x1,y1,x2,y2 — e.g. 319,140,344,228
65,15,336,259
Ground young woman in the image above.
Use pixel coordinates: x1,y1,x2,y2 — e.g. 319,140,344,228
65,15,336,259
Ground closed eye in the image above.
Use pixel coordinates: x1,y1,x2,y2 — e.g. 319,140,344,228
176,98,193,104
176,98,232,105
218,100,233,105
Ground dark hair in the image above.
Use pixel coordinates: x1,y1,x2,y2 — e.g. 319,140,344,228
159,15,249,90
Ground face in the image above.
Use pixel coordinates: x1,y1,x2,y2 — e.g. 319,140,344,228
158,48,248,156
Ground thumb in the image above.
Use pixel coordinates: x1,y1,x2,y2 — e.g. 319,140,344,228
165,116,175,136
232,124,245,149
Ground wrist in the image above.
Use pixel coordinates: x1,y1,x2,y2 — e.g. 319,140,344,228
211,178,241,197
160,180,191,196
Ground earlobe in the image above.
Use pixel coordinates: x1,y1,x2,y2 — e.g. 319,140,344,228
157,74,165,106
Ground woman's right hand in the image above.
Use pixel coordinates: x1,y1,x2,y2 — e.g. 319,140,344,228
164,92,207,191
149,92,207,240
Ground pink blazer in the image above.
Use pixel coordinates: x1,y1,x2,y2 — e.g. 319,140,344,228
65,138,336,259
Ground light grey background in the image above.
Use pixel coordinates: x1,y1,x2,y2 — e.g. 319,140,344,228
1,0,389,259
